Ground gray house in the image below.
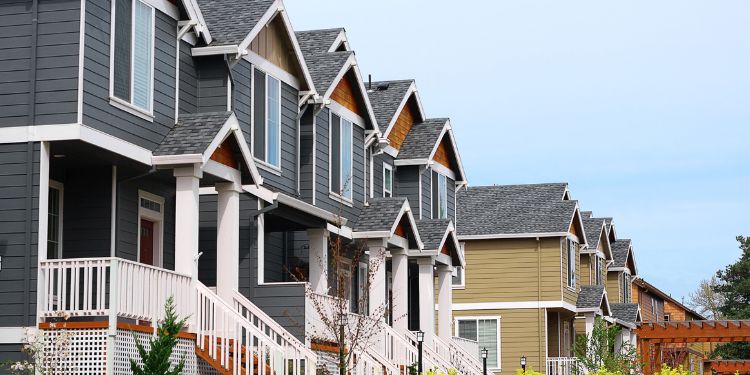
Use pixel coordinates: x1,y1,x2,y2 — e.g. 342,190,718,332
0,0,478,374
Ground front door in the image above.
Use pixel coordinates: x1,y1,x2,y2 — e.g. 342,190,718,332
139,219,154,265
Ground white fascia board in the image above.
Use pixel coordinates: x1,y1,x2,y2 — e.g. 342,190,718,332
323,54,355,100
429,161,456,181
351,59,380,133
570,206,589,247
451,300,578,312
191,45,239,56
329,101,366,129
388,234,409,249
202,113,263,185
237,0,280,54
352,231,391,239
457,232,568,241
383,145,398,158
327,223,352,239
411,88,426,122
0,327,27,343
276,192,345,225
328,29,350,52
434,252,453,266
383,81,417,138
152,154,203,165
202,159,241,186
394,158,430,166
391,201,424,250
627,247,639,276
244,51,301,90
439,126,468,182
78,125,153,165
181,0,212,43
243,184,277,203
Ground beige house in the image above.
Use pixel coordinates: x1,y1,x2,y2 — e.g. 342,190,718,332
453,183,588,375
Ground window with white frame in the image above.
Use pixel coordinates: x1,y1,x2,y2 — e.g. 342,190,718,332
137,191,164,267
456,317,500,369
452,266,465,288
112,0,154,112
330,114,353,199
567,239,577,288
594,255,603,285
622,273,631,303
383,163,393,197
253,70,282,168
432,171,448,219
47,181,64,260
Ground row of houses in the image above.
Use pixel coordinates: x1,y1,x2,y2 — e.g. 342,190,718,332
0,0,705,374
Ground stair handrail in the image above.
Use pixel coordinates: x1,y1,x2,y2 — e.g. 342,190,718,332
432,334,484,375
402,330,453,373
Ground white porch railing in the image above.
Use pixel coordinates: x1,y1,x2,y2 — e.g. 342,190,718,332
39,257,192,323
452,336,480,360
306,292,350,342
439,335,483,375
547,357,580,375
403,330,452,373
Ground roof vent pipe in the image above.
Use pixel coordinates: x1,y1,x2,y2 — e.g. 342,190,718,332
368,74,372,91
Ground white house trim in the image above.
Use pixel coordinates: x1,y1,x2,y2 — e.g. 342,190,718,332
137,190,165,267
328,29,350,52
451,300,578,312
0,327,29,343
180,0,211,43
382,81,425,138
243,51,300,90
453,316,502,371
457,232,568,241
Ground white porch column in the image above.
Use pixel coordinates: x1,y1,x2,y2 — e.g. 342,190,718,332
215,181,242,303
391,249,409,331
307,228,329,294
584,312,596,338
616,327,630,353
417,257,435,340
436,264,453,342
367,239,387,318
174,165,202,276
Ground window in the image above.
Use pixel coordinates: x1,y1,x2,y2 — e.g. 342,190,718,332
330,114,353,199
651,298,658,317
383,163,393,197
567,239,576,288
432,171,448,219
622,273,631,303
456,317,500,369
253,70,282,168
594,255,602,285
664,314,671,322
112,0,154,112
452,266,465,288
357,262,368,314
47,181,64,260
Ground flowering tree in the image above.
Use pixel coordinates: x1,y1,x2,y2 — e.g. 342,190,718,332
2,311,75,374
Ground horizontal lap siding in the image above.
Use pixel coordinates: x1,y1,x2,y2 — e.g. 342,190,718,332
232,60,252,138
83,0,176,150
178,40,197,114
0,0,79,127
0,143,39,327
372,153,394,199
447,175,455,221
561,240,579,305
299,108,314,202
395,165,420,218
421,167,432,219
258,81,299,195
61,167,111,259
196,56,228,113
606,272,622,303
454,238,563,303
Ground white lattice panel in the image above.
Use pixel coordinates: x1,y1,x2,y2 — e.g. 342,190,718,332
115,329,198,375
42,327,107,374
197,356,222,375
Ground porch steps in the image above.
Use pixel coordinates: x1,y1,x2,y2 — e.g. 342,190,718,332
194,336,274,375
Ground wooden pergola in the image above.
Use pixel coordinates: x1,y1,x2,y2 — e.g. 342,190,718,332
636,320,750,375
704,360,750,375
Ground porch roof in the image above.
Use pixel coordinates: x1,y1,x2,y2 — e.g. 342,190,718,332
415,219,464,267
351,197,423,249
577,285,609,314
610,303,641,324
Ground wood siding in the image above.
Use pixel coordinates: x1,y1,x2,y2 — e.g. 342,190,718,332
453,238,564,303
580,254,591,286
433,137,453,170
386,97,416,150
248,15,303,82
606,272,622,303
561,238,579,306
330,70,364,117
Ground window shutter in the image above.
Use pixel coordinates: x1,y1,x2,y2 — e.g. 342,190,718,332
331,114,341,194
113,0,132,101
253,69,266,160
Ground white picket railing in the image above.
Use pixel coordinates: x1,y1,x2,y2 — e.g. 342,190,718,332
429,334,483,375
547,357,580,375
38,257,192,323
380,324,419,370
306,292,350,342
233,290,317,375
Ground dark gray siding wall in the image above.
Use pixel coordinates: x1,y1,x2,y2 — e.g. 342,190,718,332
421,167,432,220
196,55,228,113
299,108,314,203
0,343,26,375
178,40,197,114
82,0,177,150
313,108,366,223
60,167,110,259
230,59,252,136
395,165,420,219
0,0,80,127
116,173,176,269
0,143,39,327
447,175,456,222
372,153,395,199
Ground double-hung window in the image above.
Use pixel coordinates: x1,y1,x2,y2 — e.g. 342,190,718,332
432,171,448,219
112,0,154,113
622,273,631,302
383,163,393,197
330,114,353,199
456,318,500,369
594,255,602,285
567,239,576,288
253,70,282,168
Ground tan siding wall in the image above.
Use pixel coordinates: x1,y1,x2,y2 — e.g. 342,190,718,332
454,238,563,303
547,311,560,357
249,16,303,81
580,254,591,286
664,300,687,321
454,309,546,375
606,272,621,303
561,239,579,305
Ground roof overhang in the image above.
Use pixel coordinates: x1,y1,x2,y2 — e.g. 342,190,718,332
420,222,465,267
323,53,380,133
328,29,350,52
180,0,212,44
458,232,569,241
392,120,468,183
382,81,426,138
569,205,589,247
352,200,424,250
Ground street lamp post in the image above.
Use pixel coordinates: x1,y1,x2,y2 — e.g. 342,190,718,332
417,330,425,375
481,348,488,375
521,355,527,374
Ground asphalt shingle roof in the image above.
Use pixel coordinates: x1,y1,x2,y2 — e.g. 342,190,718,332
197,0,274,46
299,50,352,94
577,285,606,309
352,197,407,233
397,118,448,160
582,216,606,250
153,112,231,156
610,303,640,323
457,183,576,237
296,29,343,55
366,80,414,129
611,239,632,268
416,219,452,251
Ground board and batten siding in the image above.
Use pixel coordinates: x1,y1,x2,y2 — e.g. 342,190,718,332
453,238,563,303
0,0,80,127
0,143,40,328
82,0,178,150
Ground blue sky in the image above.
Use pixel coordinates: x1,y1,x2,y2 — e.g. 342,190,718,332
285,1,750,302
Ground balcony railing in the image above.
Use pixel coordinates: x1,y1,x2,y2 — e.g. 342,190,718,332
547,357,580,375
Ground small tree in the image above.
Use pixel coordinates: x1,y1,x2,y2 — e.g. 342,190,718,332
686,276,724,320
574,317,640,374
711,236,750,359
130,296,188,375
2,311,75,374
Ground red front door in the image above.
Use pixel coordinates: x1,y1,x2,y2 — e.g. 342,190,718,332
139,219,154,265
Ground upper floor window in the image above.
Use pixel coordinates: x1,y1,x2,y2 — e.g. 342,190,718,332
432,171,448,219
664,313,671,322
622,273,631,303
253,70,281,168
452,266,465,288
331,114,353,200
383,163,393,197
112,0,154,113
567,239,576,288
650,297,658,317
594,255,603,285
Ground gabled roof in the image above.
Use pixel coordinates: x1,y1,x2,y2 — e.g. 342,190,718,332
633,278,707,320
577,285,610,315
296,28,346,54
582,214,613,260
610,303,642,325
395,118,468,182
351,197,423,249
152,112,262,184
611,239,637,274
415,219,464,267
302,50,353,97
366,80,426,134
457,183,585,241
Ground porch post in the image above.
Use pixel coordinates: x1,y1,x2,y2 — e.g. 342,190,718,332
417,257,435,341
436,264,453,342
367,239,387,318
584,312,595,338
391,249,409,331
174,165,202,276
307,228,329,294
216,181,242,304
